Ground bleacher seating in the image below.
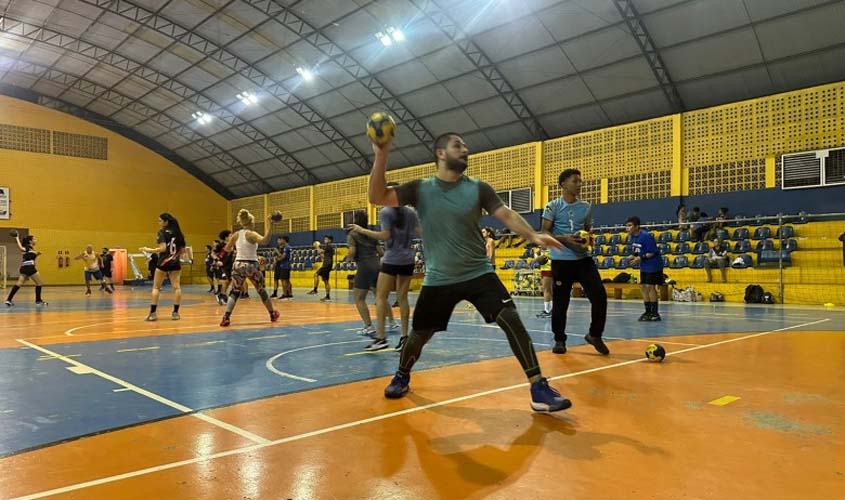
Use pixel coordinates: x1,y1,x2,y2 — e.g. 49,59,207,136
733,240,752,253
692,241,710,254
670,255,689,268
609,234,622,246
732,227,750,240
676,230,691,242
674,242,691,255
752,227,772,240
777,226,794,238
691,255,707,269
731,255,753,268
659,231,673,243
601,257,615,269
755,240,774,252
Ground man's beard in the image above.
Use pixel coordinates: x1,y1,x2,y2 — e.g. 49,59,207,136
446,155,468,173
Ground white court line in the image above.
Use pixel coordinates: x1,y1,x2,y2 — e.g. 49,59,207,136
184,340,225,348
307,331,331,335
10,318,830,500
116,347,160,353
603,336,702,347
246,334,288,341
265,340,370,383
14,339,270,448
37,354,82,361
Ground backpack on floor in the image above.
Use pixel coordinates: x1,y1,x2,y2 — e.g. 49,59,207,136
612,272,632,283
673,286,699,302
761,291,776,304
710,292,725,302
744,284,764,304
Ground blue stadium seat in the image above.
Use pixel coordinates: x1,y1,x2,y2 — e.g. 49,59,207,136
515,259,528,270
604,245,618,256
717,241,731,252
676,230,691,242
752,227,772,240
691,255,707,269
609,234,622,246
601,257,615,269
758,250,792,266
755,239,774,252
592,245,603,256
731,215,745,227
657,243,671,255
715,229,729,240
620,245,633,256
305,261,313,270
592,257,599,267
674,242,691,254
500,260,514,270
670,255,689,268
732,227,750,241
733,240,752,253
594,234,608,246
777,226,795,238
658,231,673,243
662,255,670,268
783,239,799,252
615,258,629,269
692,241,710,254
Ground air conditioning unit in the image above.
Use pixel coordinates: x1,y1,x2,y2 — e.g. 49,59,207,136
781,147,845,190
495,187,533,213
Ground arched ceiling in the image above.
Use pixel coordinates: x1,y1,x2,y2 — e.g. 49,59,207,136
1,0,844,199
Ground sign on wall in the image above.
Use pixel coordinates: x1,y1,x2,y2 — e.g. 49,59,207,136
0,187,8,220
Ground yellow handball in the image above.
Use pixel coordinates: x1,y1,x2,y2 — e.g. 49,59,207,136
577,230,593,253
824,302,835,308
366,112,396,145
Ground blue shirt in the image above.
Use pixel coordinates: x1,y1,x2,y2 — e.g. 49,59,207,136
276,246,291,270
630,231,663,273
542,198,593,261
380,206,418,266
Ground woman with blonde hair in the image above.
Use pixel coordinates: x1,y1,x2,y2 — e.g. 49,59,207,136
140,213,186,321
220,209,281,327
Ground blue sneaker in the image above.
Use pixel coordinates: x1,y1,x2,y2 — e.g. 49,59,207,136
530,377,572,412
384,371,410,399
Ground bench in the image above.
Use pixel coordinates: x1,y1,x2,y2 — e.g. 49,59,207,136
572,282,669,301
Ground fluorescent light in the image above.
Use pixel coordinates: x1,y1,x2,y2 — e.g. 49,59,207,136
236,91,258,105
375,31,392,46
296,66,314,81
387,27,404,42
191,111,211,125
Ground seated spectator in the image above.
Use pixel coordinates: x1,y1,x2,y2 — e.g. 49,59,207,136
840,230,845,267
689,207,702,223
692,210,710,242
714,207,729,231
704,238,728,283
677,205,689,230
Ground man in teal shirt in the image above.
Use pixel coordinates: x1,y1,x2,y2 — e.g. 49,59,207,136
369,131,571,412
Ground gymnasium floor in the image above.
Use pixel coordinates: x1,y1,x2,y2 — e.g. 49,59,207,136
1,285,843,500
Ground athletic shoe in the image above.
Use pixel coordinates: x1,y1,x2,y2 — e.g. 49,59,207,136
85,290,91,296
320,295,331,302
220,317,231,327
145,313,157,322
585,334,610,355
171,312,181,320
552,340,567,354
270,291,278,298
536,311,551,318
270,310,280,322
216,295,225,305
105,287,113,294
35,301,48,307
4,301,13,307
638,312,650,322
358,326,376,336
384,371,410,399
648,313,662,322
387,322,400,331
364,338,389,351
306,289,318,295
530,377,572,412
394,336,407,352
392,301,399,308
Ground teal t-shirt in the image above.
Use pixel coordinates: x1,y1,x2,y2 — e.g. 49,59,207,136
396,176,503,286
542,198,593,261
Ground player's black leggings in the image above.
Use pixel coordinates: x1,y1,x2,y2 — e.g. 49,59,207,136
551,258,607,342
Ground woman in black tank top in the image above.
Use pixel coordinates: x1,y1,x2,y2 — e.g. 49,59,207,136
139,213,186,322
5,232,47,307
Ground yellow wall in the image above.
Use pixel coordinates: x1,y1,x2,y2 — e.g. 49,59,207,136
0,96,228,284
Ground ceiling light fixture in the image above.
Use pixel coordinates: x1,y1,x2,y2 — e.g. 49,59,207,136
376,27,405,46
388,27,405,42
192,111,211,125
296,66,314,81
236,91,258,105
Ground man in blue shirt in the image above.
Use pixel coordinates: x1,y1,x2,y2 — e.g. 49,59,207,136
369,131,571,413
626,216,664,321
542,169,609,355
272,236,292,300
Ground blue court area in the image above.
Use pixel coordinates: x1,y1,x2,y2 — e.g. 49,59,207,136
1,294,839,456
0,288,203,313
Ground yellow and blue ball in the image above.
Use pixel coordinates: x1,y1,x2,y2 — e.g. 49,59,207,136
366,112,396,145
645,343,666,362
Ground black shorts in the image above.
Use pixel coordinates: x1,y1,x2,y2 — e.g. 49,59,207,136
413,273,513,332
275,268,291,280
640,271,664,285
156,262,181,272
85,270,104,281
20,265,37,277
316,266,332,281
103,270,113,279
380,263,414,276
206,268,214,278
